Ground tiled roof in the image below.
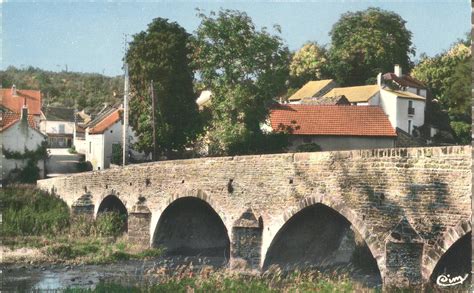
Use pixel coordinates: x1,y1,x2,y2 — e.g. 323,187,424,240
300,95,350,105
43,106,75,122
383,73,425,89
322,85,380,103
88,108,122,134
382,89,426,101
269,104,396,137
289,80,334,101
0,112,37,132
1,88,42,115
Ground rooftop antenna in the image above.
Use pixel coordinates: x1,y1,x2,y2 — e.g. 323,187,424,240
122,34,129,167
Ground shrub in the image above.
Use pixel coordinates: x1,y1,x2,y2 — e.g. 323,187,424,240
295,143,322,152
96,211,127,237
1,186,70,236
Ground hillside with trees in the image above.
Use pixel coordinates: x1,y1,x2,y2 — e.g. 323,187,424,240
0,66,123,113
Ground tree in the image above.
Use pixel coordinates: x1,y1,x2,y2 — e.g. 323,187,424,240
289,42,329,88
412,42,471,144
125,18,201,159
328,7,414,86
191,9,290,155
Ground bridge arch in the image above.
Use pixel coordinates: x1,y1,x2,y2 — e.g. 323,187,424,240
96,194,128,232
263,195,384,276
152,190,230,260
423,219,471,282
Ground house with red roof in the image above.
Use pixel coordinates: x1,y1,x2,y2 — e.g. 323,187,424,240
83,105,145,170
1,106,47,182
267,104,396,151
1,85,43,125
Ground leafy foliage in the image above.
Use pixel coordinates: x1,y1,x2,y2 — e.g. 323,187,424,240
125,18,201,159
3,141,48,183
95,211,127,237
191,9,290,155
295,143,322,153
328,7,414,86
1,186,70,236
289,42,329,89
0,66,122,112
412,42,471,144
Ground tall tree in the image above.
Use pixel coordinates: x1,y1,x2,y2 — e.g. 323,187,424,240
191,9,289,155
328,7,414,86
412,42,471,144
289,42,329,89
125,18,201,159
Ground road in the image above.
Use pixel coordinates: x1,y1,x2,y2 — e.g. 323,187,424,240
46,148,83,177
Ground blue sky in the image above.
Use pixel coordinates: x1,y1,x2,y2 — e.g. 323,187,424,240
2,1,470,76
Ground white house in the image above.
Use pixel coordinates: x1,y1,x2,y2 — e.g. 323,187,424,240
320,68,426,136
84,106,145,170
40,106,75,148
1,107,47,182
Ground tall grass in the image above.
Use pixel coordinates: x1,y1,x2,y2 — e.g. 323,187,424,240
1,185,70,236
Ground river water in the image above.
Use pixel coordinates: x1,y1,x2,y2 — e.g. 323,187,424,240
2,256,383,291
2,256,227,291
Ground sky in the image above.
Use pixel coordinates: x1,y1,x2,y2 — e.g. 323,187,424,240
2,1,471,77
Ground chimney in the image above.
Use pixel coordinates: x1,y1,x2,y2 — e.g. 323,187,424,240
394,64,402,77
377,73,382,87
21,105,28,123
11,84,17,96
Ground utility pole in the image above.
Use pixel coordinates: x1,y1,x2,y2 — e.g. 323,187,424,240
122,63,129,166
150,80,157,161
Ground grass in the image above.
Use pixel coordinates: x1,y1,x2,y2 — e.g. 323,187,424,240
1,185,70,236
64,269,370,292
2,186,163,264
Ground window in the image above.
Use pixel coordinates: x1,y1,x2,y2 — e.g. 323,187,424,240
416,88,420,95
89,142,92,154
58,124,65,134
408,101,414,115
408,120,412,135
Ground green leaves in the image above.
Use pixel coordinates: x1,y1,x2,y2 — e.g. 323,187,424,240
125,18,201,159
328,7,414,86
412,42,471,144
192,9,289,155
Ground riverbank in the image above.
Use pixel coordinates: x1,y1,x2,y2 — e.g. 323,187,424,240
3,259,375,292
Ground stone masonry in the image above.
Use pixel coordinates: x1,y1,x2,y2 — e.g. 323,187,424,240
37,146,471,287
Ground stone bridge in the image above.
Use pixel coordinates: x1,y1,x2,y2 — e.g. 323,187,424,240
37,146,472,288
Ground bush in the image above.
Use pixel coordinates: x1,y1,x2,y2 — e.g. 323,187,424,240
96,211,127,237
68,146,77,154
295,143,322,152
1,186,70,236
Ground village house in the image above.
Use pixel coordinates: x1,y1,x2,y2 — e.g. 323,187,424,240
40,106,75,148
0,85,43,125
267,104,396,151
83,105,145,170
320,66,426,137
1,106,47,181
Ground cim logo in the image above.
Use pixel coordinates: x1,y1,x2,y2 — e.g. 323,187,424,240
436,274,469,287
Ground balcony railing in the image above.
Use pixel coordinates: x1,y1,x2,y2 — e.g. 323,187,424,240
408,107,415,115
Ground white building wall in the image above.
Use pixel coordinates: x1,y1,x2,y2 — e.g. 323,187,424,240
102,122,123,169
40,120,75,135
85,131,105,171
379,90,399,129
396,98,425,134
1,121,46,179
